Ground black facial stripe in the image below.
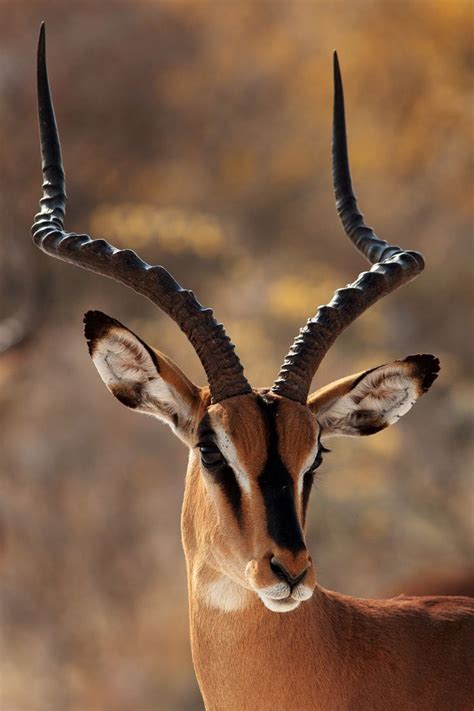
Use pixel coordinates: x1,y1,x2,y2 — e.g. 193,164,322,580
256,397,306,554
196,414,242,526
301,471,314,528
211,463,242,527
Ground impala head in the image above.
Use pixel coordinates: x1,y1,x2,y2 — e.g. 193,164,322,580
32,25,439,613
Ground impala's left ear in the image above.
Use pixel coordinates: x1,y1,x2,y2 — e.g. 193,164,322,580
308,355,440,438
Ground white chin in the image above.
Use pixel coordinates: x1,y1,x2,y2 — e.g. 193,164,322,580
259,595,301,613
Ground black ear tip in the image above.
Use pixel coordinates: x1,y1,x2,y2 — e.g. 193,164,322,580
83,309,124,334
83,310,125,354
404,353,440,392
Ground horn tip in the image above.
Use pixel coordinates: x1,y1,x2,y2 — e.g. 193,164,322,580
38,22,46,61
333,50,342,84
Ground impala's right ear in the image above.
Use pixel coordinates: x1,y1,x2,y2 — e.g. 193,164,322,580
84,311,202,443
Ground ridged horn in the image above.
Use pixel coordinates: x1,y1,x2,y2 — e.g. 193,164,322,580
32,23,251,404
272,52,424,404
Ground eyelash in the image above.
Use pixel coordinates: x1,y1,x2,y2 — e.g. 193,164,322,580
308,443,330,473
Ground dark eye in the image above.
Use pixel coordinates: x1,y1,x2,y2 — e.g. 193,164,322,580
198,443,224,468
308,444,330,473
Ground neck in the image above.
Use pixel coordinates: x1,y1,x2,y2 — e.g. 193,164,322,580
186,562,338,711
181,466,473,711
181,469,336,710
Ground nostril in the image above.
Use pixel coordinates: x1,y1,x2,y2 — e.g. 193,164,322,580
270,558,289,582
291,568,308,586
270,557,307,587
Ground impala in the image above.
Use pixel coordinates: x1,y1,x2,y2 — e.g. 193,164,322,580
33,24,473,711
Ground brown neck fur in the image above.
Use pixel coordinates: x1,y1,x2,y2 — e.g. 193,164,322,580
182,453,474,711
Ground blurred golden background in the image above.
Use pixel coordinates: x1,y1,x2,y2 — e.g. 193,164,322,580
1,1,472,709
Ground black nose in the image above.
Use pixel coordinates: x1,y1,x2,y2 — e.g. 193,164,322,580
270,557,307,587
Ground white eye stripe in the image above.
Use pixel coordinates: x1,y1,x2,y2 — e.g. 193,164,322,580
209,419,252,495
297,442,320,495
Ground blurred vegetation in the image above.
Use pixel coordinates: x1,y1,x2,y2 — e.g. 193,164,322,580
0,1,472,709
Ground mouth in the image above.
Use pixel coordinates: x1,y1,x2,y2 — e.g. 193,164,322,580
259,594,302,612
257,584,314,613
245,559,316,613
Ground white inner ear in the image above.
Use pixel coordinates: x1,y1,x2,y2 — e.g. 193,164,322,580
91,328,183,424
319,365,419,437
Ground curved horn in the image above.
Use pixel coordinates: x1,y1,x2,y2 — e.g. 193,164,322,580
272,52,424,404
32,23,251,404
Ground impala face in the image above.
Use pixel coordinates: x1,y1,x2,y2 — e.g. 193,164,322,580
195,394,320,611
33,26,440,616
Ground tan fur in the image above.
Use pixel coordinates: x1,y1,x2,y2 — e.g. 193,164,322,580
188,583,473,710
180,393,473,711
308,371,369,413
153,348,201,404
276,396,319,476
209,396,268,476
87,328,472,709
